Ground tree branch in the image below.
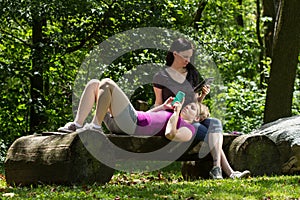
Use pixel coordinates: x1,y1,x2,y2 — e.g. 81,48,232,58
65,0,117,54
0,28,32,48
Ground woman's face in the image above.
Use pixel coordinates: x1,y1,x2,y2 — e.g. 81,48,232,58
180,102,199,122
173,49,193,67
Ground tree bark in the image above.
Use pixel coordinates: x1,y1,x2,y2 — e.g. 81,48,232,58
262,0,276,58
236,0,244,27
264,0,300,123
5,131,115,185
30,13,46,134
193,1,207,30
228,134,281,176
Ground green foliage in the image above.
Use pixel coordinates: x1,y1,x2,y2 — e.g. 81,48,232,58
0,140,7,163
293,63,300,115
0,0,201,145
224,78,265,133
183,0,264,133
0,0,299,156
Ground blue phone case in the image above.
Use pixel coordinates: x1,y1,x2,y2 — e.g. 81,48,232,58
171,91,185,105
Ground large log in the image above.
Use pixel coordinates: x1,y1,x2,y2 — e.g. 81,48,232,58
5,130,239,184
5,131,115,186
252,115,300,174
106,134,238,161
228,134,281,176
5,128,282,185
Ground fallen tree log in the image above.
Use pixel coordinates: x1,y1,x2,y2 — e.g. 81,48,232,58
252,115,300,174
5,131,115,186
5,128,281,185
228,134,281,176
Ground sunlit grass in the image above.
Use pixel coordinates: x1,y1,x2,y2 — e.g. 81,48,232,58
1,163,300,199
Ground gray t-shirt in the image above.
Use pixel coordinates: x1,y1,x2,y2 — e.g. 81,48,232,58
152,69,196,107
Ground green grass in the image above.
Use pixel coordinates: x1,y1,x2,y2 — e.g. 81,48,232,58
1,163,300,199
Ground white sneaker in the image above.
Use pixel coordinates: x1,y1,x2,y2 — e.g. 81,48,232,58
83,123,103,132
209,166,223,179
58,122,82,133
230,170,251,179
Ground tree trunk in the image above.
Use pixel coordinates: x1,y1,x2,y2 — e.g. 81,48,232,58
30,14,46,134
264,0,300,124
262,0,276,58
256,0,266,88
236,0,244,27
193,1,207,30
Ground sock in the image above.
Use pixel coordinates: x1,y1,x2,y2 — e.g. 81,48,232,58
74,122,82,128
92,123,102,129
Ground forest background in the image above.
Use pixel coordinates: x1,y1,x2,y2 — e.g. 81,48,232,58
0,0,299,162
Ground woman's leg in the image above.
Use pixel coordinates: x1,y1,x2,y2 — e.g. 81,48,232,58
74,79,102,126
193,122,210,158
208,131,223,168
193,122,208,142
201,118,223,168
202,118,224,179
220,150,234,176
196,118,250,178
58,79,104,132
92,78,137,134
59,78,136,133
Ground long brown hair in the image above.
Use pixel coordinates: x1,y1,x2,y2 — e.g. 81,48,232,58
165,38,200,87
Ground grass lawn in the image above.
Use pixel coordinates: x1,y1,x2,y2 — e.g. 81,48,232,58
1,162,300,199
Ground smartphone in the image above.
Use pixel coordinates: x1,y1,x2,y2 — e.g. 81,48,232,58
194,77,214,93
171,91,185,105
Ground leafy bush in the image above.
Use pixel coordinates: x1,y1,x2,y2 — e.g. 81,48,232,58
223,78,265,133
0,140,7,163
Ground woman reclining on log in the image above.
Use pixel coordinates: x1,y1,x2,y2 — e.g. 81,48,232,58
58,78,250,179
58,78,201,142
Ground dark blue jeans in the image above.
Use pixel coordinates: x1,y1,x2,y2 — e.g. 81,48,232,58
193,118,223,142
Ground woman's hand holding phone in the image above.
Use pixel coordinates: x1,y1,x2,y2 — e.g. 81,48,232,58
163,97,175,110
194,77,214,93
171,91,185,105
171,91,185,113
162,91,185,111
172,99,184,113
202,84,210,96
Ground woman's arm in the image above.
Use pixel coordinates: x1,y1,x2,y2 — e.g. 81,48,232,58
153,87,163,107
165,102,180,140
165,102,193,142
147,97,174,112
197,85,210,103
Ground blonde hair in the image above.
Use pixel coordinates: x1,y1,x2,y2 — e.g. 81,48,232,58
199,103,210,122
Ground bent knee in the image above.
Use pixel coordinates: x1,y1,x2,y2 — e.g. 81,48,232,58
210,118,222,126
101,78,115,87
208,118,223,133
87,79,101,88
99,78,118,90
